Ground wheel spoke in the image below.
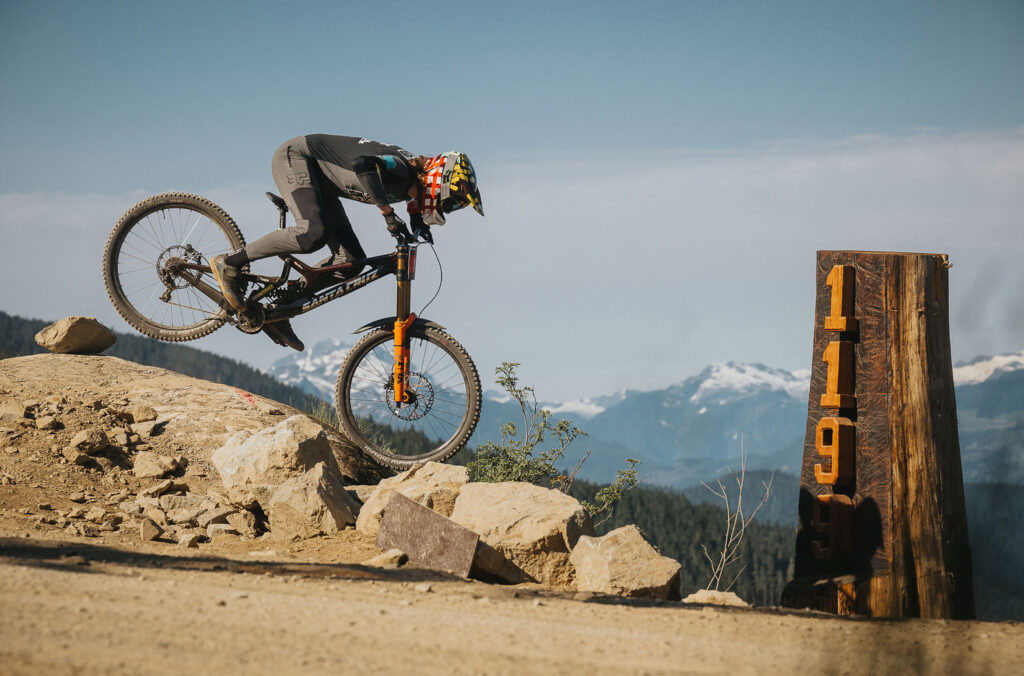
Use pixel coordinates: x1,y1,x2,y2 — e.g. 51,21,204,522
338,330,478,465
108,199,240,333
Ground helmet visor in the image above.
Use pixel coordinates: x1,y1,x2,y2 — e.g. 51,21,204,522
439,194,470,214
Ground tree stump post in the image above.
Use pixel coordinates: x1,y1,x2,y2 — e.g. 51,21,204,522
780,251,974,619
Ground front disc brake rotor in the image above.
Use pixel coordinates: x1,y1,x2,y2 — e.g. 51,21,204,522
384,373,434,421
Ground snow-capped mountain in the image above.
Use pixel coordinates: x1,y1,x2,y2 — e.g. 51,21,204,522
266,337,352,401
266,345,1024,487
468,361,813,486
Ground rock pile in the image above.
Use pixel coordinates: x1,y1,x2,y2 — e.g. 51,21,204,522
0,353,685,602
351,464,684,600
211,415,360,538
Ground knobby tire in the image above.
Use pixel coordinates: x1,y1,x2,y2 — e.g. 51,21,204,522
335,326,481,470
102,192,245,342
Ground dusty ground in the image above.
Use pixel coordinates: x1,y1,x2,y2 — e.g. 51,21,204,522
2,353,1022,674
2,524,1022,675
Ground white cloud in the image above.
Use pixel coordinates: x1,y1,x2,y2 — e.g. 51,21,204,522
2,129,1022,400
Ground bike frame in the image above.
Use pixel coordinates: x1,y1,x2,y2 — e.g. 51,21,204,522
170,240,420,406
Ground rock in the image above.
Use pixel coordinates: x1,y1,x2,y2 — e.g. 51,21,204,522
159,494,207,512
166,507,204,526
34,316,116,354
131,421,161,437
569,525,682,600
225,510,258,537
363,549,408,568
142,506,168,526
267,462,359,539
139,517,163,541
105,488,132,505
0,402,32,420
132,451,182,479
356,462,469,539
211,415,340,508
207,523,240,539
69,429,109,454
61,446,91,465
197,506,237,528
682,589,749,607
345,485,379,504
139,479,175,497
109,429,131,447
376,492,479,578
126,404,157,423
84,507,107,523
449,482,594,588
35,415,59,431
178,533,201,548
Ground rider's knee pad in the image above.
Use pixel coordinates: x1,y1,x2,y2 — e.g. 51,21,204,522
292,220,326,253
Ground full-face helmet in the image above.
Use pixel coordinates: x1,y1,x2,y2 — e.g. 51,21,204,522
421,152,483,226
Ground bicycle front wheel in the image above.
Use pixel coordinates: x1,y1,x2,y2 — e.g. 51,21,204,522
336,326,482,470
102,192,245,342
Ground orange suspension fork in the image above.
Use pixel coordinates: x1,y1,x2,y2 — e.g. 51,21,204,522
392,243,416,404
393,312,416,404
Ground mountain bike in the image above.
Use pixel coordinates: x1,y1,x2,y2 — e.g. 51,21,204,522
101,192,481,470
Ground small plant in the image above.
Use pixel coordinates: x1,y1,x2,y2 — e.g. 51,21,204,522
700,435,773,592
468,362,639,524
586,458,641,526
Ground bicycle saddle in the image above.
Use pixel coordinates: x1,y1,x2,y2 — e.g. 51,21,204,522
266,192,288,213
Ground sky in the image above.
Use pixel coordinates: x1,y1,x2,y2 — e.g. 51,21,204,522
1,1,1022,400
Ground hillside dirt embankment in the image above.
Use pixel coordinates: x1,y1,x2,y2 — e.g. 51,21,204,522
1,354,1021,675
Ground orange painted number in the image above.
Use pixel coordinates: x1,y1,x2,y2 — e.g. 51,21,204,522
820,341,856,409
814,417,855,485
824,265,858,332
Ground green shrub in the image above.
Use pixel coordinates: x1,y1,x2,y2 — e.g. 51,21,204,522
468,362,639,524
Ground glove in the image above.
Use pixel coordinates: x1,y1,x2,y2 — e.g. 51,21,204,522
384,212,412,242
410,213,433,244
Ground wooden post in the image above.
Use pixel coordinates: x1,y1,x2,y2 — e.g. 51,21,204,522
780,251,974,619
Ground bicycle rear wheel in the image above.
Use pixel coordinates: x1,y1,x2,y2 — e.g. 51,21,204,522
335,326,482,470
102,192,245,342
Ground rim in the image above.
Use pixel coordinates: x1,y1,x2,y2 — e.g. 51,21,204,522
113,206,236,330
345,334,471,458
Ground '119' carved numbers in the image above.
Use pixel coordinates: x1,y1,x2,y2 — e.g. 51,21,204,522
812,264,858,561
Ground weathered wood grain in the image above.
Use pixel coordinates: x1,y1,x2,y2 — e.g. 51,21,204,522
782,251,973,619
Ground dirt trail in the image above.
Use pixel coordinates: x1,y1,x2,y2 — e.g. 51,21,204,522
2,528,1021,675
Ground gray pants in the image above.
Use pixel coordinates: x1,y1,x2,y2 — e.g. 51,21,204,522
242,136,367,264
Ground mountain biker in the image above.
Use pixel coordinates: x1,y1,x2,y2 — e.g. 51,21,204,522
210,134,484,351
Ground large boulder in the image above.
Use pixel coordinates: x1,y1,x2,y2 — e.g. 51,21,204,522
569,525,682,600
356,462,469,538
34,316,116,354
449,482,594,588
211,415,340,508
267,462,359,538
